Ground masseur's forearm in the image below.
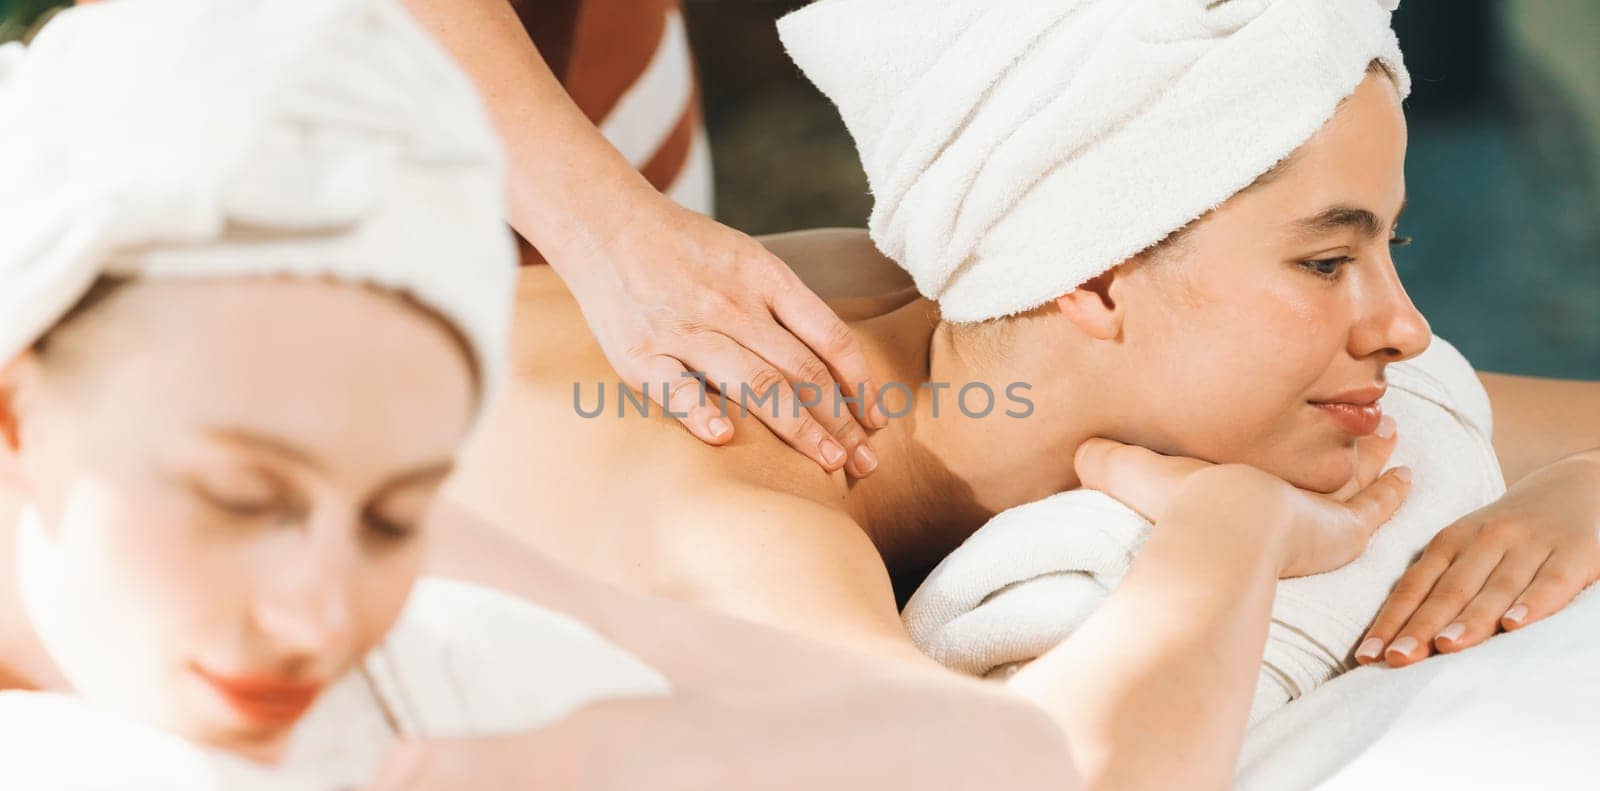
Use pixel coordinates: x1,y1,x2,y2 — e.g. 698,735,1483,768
506,681,1080,790
401,0,656,273
1008,504,1284,791
424,505,1081,788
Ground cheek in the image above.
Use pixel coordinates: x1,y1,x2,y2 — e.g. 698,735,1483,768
346,541,428,659
1126,273,1347,460
37,478,245,723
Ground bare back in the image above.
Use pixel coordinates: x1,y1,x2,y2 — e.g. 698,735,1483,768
443,230,936,663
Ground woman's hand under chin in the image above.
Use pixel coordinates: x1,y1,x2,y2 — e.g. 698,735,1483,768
1073,425,1412,580
1356,448,1600,668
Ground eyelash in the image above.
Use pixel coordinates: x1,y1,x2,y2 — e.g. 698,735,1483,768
190,482,284,521
1300,256,1355,281
363,512,416,541
1299,235,1413,282
189,480,414,541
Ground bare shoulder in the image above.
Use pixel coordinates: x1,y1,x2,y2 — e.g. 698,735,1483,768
651,477,931,666
473,263,930,665
496,264,858,500
507,265,612,381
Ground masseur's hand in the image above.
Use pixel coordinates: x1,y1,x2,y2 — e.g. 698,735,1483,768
1075,424,1411,578
561,192,888,477
1358,448,1600,668
401,0,885,477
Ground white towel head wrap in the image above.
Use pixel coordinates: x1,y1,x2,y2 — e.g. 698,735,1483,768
778,0,1410,322
0,0,517,412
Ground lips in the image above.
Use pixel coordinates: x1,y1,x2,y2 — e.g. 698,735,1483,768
191,664,323,727
1309,384,1387,436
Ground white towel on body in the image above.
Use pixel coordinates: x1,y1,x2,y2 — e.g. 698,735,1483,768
0,576,671,790
901,334,1505,725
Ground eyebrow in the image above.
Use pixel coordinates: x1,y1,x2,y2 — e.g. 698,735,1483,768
206,427,325,472
203,427,454,491
374,461,456,497
1288,196,1408,242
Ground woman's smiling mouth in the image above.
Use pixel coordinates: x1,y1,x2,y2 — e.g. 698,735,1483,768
190,663,324,728
1309,385,1387,436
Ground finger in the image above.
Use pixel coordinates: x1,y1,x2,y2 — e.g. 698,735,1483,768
1334,415,1399,501
621,354,733,445
1338,464,1411,544
1355,414,1399,482
1073,438,1210,522
684,336,850,472
1355,528,1447,664
738,322,878,477
1436,547,1551,653
1296,466,1410,583
768,272,886,430
1384,542,1505,668
1501,549,1600,632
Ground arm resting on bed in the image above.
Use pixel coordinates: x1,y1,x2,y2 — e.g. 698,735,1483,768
1478,372,1600,486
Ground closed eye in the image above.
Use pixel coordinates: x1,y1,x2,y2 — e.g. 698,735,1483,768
363,510,419,542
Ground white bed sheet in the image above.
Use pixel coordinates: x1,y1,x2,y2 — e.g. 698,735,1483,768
1237,583,1600,789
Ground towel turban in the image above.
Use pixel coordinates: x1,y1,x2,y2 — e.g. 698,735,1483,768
0,0,517,410
779,0,1410,322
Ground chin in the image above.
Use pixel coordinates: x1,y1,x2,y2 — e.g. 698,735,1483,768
193,723,297,765
1274,446,1358,494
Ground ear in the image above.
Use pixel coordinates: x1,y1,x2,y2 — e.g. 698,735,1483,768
0,353,42,497
1052,266,1129,341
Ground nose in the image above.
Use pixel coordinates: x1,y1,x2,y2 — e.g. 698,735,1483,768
251,518,354,657
1350,255,1431,364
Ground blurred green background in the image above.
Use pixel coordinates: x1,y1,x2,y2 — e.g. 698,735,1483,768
0,0,62,42
7,1,1597,378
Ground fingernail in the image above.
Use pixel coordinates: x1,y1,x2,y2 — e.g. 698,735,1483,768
820,438,846,466
1386,636,1418,660
873,402,891,428
1504,603,1528,625
1375,414,1396,439
708,417,732,440
1356,636,1385,661
1436,622,1465,644
1392,466,1412,483
852,443,879,475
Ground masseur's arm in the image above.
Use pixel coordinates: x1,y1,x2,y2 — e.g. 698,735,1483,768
366,503,1080,790
392,463,1399,790
1009,440,1410,791
400,0,885,476
369,678,1080,790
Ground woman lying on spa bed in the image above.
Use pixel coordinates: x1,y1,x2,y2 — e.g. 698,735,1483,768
444,1,1600,785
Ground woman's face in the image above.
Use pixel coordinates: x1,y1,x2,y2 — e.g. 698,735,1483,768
1,278,476,762
1109,70,1429,492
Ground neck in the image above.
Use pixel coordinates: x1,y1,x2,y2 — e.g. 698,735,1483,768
838,299,1106,578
